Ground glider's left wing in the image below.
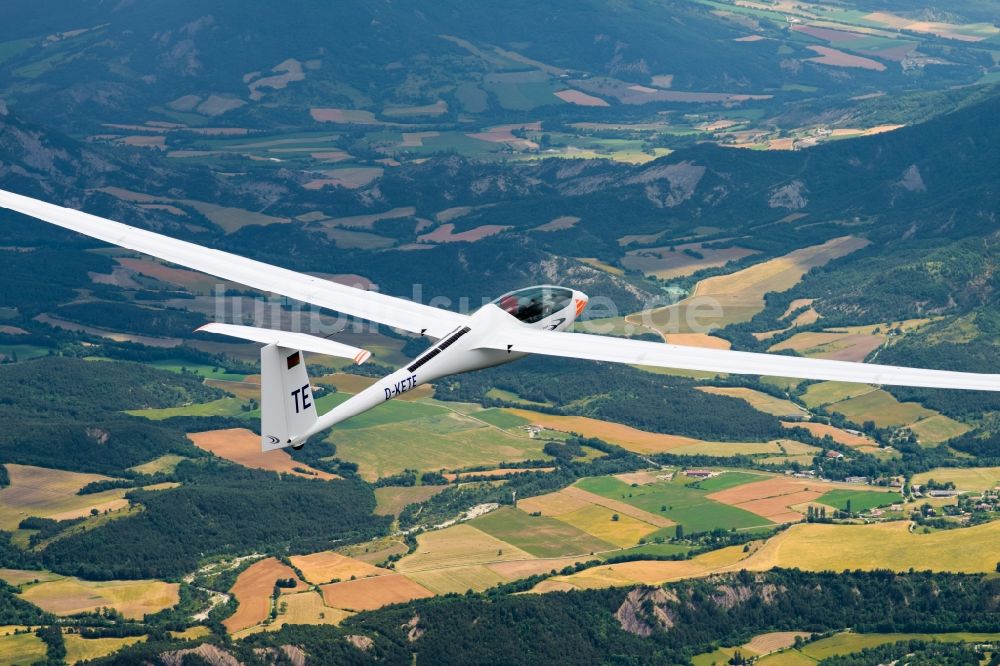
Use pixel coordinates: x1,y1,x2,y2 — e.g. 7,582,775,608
480,327,1000,391
0,189,466,337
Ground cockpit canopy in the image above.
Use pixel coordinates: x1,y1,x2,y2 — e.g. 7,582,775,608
492,286,574,324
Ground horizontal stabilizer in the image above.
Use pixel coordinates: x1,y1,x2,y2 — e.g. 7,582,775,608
197,323,370,364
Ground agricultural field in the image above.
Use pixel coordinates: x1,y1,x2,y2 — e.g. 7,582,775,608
553,504,658,548
188,428,338,480
912,466,1000,492
0,628,47,666
756,631,1000,664
706,477,852,524
470,507,615,557
373,485,447,516
395,524,534,573
503,408,795,457
0,465,132,530
905,414,973,444
782,421,873,448
320,574,433,612
642,236,870,332
270,591,352,630
330,409,550,481
768,330,884,362
621,243,758,280
128,454,189,475
829,389,935,428
575,476,772,533
744,520,1000,574
63,633,146,663
815,489,899,513
223,558,306,634
127,396,247,420
288,551,390,586
18,576,179,619
697,387,804,418
800,382,874,408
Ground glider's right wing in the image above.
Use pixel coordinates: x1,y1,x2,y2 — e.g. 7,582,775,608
0,189,467,338
481,327,1000,391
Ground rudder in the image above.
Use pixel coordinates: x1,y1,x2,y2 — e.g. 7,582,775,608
261,343,317,451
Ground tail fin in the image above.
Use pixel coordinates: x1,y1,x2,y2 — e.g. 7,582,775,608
260,344,317,451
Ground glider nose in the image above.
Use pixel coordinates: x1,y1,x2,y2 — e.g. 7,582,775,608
573,292,588,318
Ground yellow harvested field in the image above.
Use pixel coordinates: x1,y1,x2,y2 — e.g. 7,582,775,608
19,577,179,619
395,524,534,572
555,504,659,547
663,333,731,349
698,387,803,418
63,633,145,663
169,626,212,641
487,556,592,580
417,223,512,243
321,574,433,611
505,409,763,457
782,421,873,448
742,521,1000,573
128,454,188,475
0,627,47,666
563,486,674,528
532,216,581,232
402,565,508,595
541,544,749,590
643,236,869,330
189,429,338,480
912,467,1000,492
271,590,352,629
517,488,593,516
223,558,305,634
289,551,390,585
743,632,812,656
613,470,662,485
0,464,132,530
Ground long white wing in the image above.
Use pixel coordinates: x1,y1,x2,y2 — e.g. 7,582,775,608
480,327,1000,391
0,189,466,337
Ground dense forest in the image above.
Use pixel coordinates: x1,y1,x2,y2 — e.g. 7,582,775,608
39,460,389,579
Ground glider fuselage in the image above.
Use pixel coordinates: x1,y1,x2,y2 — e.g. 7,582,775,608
291,286,588,445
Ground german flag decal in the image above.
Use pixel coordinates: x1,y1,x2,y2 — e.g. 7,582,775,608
286,351,301,369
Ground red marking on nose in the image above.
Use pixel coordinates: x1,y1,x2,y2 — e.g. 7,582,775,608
574,299,587,317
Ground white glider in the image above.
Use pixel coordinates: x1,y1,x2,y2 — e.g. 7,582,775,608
2,188,997,451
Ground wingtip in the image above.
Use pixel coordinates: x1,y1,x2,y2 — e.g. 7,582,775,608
353,350,371,365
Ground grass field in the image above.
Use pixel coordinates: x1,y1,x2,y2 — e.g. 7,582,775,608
0,569,62,586
128,454,189,475
0,464,132,530
321,574,433,612
690,471,770,492
223,558,305,633
19,577,179,619
0,628,47,666
288,551,389,585
800,382,873,408
63,633,145,663
756,631,1000,664
815,489,899,512
373,485,447,516
127,396,247,420
697,387,804,418
474,408,532,429
331,414,549,481
575,476,772,533
912,466,1000,492
146,359,246,381
905,414,972,444
189,428,338,480
471,507,615,557
830,390,935,428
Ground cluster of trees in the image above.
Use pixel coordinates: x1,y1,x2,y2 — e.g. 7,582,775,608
40,460,390,579
820,640,990,666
